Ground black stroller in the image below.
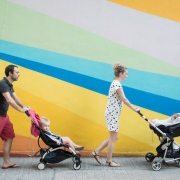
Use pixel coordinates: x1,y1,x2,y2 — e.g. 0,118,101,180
138,111,180,171
26,110,82,170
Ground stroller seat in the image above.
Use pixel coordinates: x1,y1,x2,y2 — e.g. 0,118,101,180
38,129,81,168
150,122,180,138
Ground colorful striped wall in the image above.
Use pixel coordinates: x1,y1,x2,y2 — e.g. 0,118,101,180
0,0,180,155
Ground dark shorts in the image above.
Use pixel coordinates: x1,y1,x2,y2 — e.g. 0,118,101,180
0,115,15,141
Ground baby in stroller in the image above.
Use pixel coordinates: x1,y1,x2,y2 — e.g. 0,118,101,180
39,117,84,153
151,113,180,126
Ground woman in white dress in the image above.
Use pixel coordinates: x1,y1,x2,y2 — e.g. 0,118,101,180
92,63,140,167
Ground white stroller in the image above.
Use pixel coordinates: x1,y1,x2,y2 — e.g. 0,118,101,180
137,111,180,171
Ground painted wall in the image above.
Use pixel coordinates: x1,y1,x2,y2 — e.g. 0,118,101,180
0,0,180,155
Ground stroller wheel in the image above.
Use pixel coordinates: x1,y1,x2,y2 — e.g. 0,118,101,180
37,162,46,170
145,152,155,162
151,160,162,171
73,156,78,163
174,158,180,165
175,160,180,167
73,163,81,170
73,155,80,163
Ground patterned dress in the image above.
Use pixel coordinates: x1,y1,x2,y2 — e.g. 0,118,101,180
105,80,123,132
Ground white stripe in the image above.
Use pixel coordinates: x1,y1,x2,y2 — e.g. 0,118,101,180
9,0,180,67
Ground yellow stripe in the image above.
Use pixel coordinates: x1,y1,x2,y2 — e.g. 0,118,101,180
109,0,180,22
2,60,180,154
7,87,157,153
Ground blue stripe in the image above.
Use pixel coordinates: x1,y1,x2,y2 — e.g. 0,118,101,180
0,53,179,116
0,40,180,101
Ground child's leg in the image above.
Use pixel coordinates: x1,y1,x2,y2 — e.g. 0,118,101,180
61,137,76,150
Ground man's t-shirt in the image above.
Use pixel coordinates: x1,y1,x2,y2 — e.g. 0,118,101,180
0,77,14,116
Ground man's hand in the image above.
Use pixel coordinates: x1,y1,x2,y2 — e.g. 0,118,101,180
21,106,30,113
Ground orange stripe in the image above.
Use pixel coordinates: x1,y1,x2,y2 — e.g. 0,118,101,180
109,0,180,22
0,134,46,155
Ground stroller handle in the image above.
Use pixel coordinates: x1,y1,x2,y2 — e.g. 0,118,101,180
25,110,30,117
137,110,143,116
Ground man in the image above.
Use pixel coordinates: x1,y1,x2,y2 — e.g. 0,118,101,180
0,64,30,169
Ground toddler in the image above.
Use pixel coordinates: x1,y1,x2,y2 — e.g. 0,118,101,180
39,117,84,152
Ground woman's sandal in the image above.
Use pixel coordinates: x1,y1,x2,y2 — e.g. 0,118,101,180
106,161,121,167
92,151,101,165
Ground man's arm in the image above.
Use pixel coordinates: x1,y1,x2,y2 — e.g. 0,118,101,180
2,92,28,112
12,92,24,108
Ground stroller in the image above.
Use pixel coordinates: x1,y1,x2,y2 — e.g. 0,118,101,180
25,109,82,170
137,111,180,171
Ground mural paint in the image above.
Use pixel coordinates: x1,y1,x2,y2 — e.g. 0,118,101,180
0,0,180,155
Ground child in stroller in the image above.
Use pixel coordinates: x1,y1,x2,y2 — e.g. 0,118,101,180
39,117,84,152
151,113,180,126
137,111,180,171
26,109,83,170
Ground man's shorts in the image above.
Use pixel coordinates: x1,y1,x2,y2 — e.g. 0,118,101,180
0,115,15,141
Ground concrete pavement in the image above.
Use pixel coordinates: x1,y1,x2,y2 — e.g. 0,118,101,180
0,156,180,180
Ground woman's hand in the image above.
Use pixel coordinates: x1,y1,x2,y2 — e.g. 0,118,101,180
133,107,140,112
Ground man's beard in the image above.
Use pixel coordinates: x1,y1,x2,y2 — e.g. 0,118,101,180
11,76,18,81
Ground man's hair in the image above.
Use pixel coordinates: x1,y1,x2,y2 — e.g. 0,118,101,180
5,65,18,77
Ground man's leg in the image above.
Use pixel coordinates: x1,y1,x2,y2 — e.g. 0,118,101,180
3,138,13,167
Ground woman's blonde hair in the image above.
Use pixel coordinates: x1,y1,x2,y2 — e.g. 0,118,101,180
113,63,127,77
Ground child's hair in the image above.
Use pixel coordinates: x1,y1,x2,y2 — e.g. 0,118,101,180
40,116,50,125
113,63,127,77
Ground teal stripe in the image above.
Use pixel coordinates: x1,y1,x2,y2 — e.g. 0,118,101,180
1,52,179,116
0,40,180,101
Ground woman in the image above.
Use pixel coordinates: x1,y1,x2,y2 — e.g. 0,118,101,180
92,63,139,167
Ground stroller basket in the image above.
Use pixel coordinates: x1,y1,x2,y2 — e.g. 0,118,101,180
40,149,73,164
156,139,180,158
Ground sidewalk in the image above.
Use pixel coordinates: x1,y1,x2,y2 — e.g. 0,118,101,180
0,156,180,180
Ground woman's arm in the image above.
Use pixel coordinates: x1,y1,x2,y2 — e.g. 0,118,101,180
116,88,139,112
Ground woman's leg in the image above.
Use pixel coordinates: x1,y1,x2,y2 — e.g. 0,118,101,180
92,138,109,164
106,131,120,167
95,138,109,154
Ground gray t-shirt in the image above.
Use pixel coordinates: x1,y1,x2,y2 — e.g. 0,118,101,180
0,77,14,116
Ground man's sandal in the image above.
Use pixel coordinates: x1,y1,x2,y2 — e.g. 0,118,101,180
106,161,121,167
92,151,101,165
